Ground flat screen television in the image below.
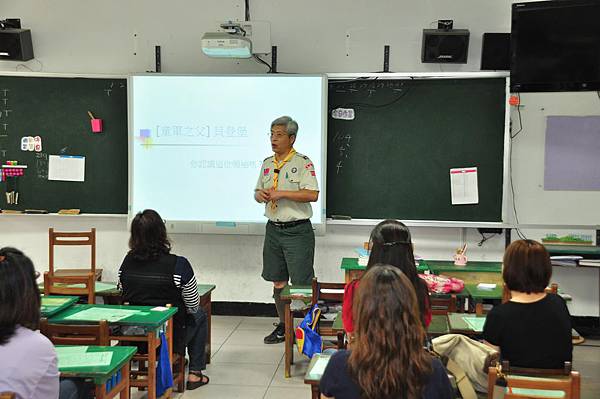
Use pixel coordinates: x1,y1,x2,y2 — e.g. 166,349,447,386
511,0,600,92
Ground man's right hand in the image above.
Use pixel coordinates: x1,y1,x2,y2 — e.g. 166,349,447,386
254,189,270,203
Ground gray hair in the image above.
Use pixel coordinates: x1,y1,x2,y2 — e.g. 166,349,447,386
271,116,299,137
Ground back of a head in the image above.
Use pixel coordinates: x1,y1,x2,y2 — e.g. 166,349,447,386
129,209,171,261
0,247,41,345
349,264,432,399
503,239,552,294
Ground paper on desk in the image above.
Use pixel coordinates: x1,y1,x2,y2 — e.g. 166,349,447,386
310,356,330,376
450,167,479,205
290,288,312,295
476,283,497,290
463,316,486,332
41,297,71,306
65,307,140,322
321,289,344,294
55,346,89,354
48,155,85,182
57,351,113,368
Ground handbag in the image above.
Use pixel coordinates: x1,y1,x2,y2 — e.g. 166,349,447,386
432,334,499,397
419,273,465,294
295,304,323,358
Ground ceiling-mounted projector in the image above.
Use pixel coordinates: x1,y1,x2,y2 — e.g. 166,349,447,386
201,21,270,59
201,32,252,58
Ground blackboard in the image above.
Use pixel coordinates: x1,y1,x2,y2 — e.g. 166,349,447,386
327,77,507,222
0,75,128,214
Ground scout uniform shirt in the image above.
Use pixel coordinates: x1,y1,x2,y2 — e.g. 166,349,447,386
255,151,319,222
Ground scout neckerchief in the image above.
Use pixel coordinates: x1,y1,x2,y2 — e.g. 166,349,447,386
271,148,296,209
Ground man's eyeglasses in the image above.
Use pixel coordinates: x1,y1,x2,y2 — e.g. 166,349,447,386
269,133,288,139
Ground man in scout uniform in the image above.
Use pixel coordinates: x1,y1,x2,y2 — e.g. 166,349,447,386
254,115,319,344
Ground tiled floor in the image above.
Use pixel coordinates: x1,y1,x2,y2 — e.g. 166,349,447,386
129,316,600,399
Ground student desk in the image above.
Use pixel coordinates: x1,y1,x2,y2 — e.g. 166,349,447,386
428,314,450,337
57,345,136,399
340,257,430,283
281,285,313,378
447,312,486,336
49,304,177,399
304,353,332,399
40,295,78,318
464,284,504,315
427,260,503,285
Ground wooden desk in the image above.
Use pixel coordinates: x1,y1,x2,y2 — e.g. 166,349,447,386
427,260,503,285
340,257,430,283
54,268,103,281
281,285,313,378
49,304,176,399
304,353,332,399
464,283,504,315
57,345,136,399
428,314,450,337
40,295,78,318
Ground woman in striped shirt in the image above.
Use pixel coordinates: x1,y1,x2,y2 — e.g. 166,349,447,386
118,209,209,390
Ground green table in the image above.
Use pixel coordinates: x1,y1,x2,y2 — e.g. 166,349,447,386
426,260,503,285
57,345,136,399
304,353,332,399
40,295,78,318
50,304,177,399
447,312,486,335
464,283,504,315
341,257,430,282
428,314,450,336
544,244,600,256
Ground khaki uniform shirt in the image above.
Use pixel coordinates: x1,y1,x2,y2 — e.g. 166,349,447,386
255,152,319,222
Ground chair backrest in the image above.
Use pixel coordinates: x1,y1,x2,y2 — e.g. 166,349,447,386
430,294,458,315
40,318,110,346
0,392,16,399
487,361,580,399
311,278,345,306
545,283,559,294
44,271,96,304
48,227,96,275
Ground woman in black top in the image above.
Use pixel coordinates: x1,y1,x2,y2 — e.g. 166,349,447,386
118,209,209,389
320,265,452,399
483,239,572,369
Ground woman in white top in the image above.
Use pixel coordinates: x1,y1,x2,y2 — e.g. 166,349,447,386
0,247,59,399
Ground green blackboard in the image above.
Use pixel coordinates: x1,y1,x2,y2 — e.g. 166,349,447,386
0,75,128,214
327,77,506,222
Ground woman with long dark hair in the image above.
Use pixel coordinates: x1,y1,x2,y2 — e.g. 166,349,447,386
0,247,59,398
342,220,432,337
321,265,452,399
118,209,209,389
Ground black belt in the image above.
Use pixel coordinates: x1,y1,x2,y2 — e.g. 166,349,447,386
268,219,310,228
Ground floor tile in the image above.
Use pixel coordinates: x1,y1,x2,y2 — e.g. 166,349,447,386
212,327,235,346
263,385,312,399
211,315,243,330
270,357,311,387
204,362,278,386
225,328,276,346
212,343,284,364
181,384,267,399
237,316,281,331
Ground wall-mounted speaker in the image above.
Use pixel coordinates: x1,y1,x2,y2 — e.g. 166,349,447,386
421,29,470,64
481,33,510,71
0,29,34,61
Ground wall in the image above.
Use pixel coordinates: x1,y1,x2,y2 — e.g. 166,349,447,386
0,0,598,315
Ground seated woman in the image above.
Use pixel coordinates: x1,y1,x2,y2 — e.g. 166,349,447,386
0,247,59,398
321,265,452,399
118,209,209,389
483,239,572,369
342,220,431,339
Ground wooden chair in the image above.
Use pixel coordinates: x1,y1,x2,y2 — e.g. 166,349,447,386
40,318,110,346
44,228,99,304
430,294,458,315
0,393,16,399
310,278,346,349
487,361,580,399
124,303,185,393
502,283,559,304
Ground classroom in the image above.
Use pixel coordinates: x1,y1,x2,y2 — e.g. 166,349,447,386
0,0,599,398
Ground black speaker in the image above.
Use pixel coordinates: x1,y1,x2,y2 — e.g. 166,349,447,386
421,29,469,63
0,29,34,61
481,33,510,71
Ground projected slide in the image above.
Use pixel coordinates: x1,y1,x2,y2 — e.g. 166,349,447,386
130,75,325,227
